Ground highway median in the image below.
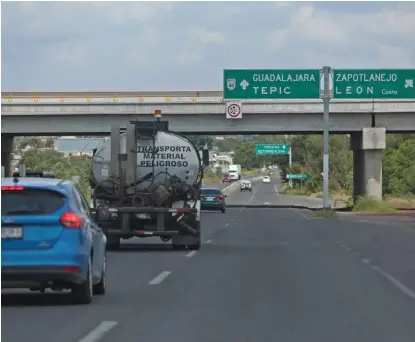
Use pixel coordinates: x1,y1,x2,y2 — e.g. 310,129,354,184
282,184,415,215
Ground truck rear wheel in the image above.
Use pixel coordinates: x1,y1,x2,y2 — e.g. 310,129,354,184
188,239,201,250
172,221,201,250
106,236,120,250
188,221,201,250
172,243,186,250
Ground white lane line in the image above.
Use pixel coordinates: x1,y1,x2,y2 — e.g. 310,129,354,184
149,271,171,285
247,188,258,204
370,265,415,300
273,185,279,196
290,208,310,219
77,321,118,342
185,250,197,258
205,239,213,244
225,223,230,227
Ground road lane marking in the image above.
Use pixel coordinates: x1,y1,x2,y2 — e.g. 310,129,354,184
290,208,310,219
149,271,171,285
273,185,279,196
77,321,118,342
248,188,258,204
206,239,213,244
370,265,415,300
345,218,415,234
185,250,197,258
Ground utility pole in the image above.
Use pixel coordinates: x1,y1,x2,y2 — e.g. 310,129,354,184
322,66,331,209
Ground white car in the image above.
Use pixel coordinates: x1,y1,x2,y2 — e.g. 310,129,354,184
262,176,271,183
240,180,252,192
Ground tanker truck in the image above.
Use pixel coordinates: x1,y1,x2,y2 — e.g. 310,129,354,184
90,114,209,250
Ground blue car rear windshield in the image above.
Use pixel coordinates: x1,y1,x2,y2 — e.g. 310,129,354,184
1,189,66,216
201,189,222,196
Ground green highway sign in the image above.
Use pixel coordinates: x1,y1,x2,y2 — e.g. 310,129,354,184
256,144,289,155
333,69,415,99
287,173,308,180
223,69,321,99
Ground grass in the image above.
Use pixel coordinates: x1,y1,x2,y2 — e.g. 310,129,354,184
284,187,415,211
383,196,415,209
314,208,338,219
282,186,310,196
310,190,350,203
202,176,221,185
241,169,258,177
352,197,397,213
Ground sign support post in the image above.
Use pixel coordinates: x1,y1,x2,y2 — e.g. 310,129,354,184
322,66,331,209
288,146,292,167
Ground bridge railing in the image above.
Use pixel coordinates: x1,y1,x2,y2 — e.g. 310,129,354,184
2,91,415,106
1,90,223,102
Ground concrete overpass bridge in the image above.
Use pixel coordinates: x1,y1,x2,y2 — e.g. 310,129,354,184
2,90,415,135
2,90,415,201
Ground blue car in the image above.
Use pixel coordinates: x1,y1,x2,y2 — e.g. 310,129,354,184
1,175,107,304
200,188,227,213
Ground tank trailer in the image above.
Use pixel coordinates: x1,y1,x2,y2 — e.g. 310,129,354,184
90,112,210,250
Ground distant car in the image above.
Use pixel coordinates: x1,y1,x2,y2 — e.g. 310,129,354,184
1,176,107,304
222,174,230,183
240,180,252,192
268,171,274,175
200,188,226,213
262,176,271,183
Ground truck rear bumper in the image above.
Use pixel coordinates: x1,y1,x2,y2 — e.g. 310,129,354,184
105,230,180,237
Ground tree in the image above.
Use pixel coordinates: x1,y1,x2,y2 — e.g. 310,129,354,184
187,135,214,149
19,150,92,199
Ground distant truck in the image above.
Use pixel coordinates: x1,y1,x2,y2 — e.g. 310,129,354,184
228,164,241,181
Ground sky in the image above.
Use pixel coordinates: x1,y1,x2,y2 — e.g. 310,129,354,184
2,1,415,91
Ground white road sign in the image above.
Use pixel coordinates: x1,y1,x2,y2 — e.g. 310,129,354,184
226,102,242,119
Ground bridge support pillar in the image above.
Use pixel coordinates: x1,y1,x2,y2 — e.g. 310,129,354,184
1,135,14,177
350,127,386,202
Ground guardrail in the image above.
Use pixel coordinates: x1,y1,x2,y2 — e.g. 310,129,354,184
1,90,223,98
2,91,415,106
1,90,224,104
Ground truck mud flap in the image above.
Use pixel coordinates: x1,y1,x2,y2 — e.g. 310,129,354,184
178,220,198,237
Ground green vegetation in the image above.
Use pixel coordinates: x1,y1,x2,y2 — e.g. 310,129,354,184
19,149,92,199
13,134,415,212
214,134,415,210
314,208,338,219
352,197,396,213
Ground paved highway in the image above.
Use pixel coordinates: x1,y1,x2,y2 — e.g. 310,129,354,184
2,178,415,342
222,176,345,208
